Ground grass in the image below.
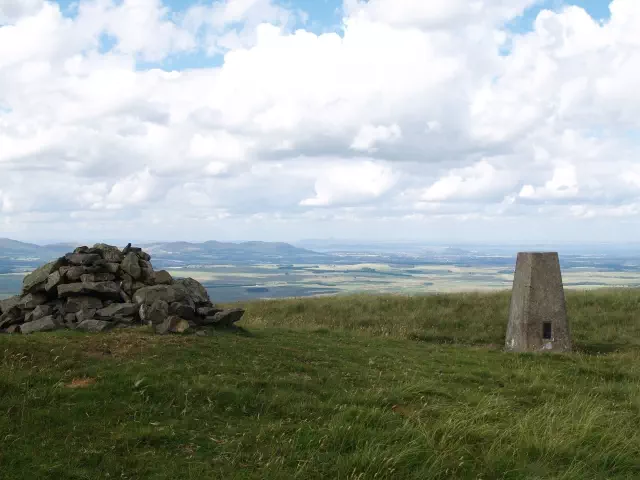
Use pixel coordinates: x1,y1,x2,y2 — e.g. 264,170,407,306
1,288,640,479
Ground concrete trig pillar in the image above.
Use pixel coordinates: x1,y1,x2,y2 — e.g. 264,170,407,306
505,252,572,353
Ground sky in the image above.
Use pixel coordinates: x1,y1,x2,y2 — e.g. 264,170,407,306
1,0,640,244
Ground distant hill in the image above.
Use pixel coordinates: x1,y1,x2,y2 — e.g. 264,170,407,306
0,238,326,272
141,240,326,267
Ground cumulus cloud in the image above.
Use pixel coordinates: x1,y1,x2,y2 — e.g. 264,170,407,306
1,0,640,242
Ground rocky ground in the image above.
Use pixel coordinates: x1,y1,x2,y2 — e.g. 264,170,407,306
0,243,244,334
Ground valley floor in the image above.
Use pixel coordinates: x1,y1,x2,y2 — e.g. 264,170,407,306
2,290,640,479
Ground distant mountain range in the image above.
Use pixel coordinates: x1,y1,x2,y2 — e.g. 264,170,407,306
0,238,326,271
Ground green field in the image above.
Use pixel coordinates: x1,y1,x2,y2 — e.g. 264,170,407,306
2,289,640,479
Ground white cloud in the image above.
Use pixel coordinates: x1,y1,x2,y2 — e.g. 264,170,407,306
2,0,640,242
300,160,397,206
421,160,516,202
350,124,402,152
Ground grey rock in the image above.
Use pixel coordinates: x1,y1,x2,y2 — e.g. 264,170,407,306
120,273,134,295
201,308,245,327
64,296,103,313
154,270,173,285
139,260,155,283
104,262,120,274
93,243,124,263
0,295,21,315
120,290,132,303
133,285,189,306
174,277,211,305
154,315,190,335
64,313,77,323
25,304,53,323
121,252,142,280
76,308,96,323
170,302,195,320
97,303,138,319
45,270,63,292
22,258,64,294
19,292,48,309
64,266,104,282
139,251,151,261
64,253,102,266
139,299,169,325
73,246,89,254
197,306,223,317
20,316,59,334
57,281,120,300
76,319,114,333
114,315,136,325
80,273,115,283
0,310,21,329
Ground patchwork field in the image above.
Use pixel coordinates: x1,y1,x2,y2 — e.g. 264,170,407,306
163,263,640,302
4,263,640,301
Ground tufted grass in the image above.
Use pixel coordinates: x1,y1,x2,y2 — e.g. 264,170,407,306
1,288,640,479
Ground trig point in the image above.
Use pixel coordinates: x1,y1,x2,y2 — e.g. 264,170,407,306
505,252,571,353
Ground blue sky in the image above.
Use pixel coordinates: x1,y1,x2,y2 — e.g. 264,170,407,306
71,0,614,71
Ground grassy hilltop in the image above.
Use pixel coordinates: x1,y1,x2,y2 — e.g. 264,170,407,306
2,289,640,479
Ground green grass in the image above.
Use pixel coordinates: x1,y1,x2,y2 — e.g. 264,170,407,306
2,289,640,479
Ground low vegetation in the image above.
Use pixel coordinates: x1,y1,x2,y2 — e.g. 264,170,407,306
2,288,640,479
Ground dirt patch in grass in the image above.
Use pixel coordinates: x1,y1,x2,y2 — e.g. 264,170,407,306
65,377,97,388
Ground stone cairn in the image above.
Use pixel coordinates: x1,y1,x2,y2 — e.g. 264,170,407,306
0,243,244,335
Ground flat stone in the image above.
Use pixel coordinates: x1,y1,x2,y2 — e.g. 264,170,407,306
154,270,173,285
45,271,64,292
57,281,120,300
64,296,103,313
64,253,102,266
97,303,138,319
201,308,245,327
133,285,189,306
64,313,77,323
20,316,59,334
18,292,48,309
80,273,115,283
120,252,142,280
76,319,114,333
64,266,105,281
114,315,136,325
104,262,120,274
505,252,571,353
22,258,64,294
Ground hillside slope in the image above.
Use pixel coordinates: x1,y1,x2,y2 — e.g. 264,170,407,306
2,289,640,479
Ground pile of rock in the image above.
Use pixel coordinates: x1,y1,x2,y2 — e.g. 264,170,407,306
0,243,244,334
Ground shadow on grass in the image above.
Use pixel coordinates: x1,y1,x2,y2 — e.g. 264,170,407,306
574,342,629,355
